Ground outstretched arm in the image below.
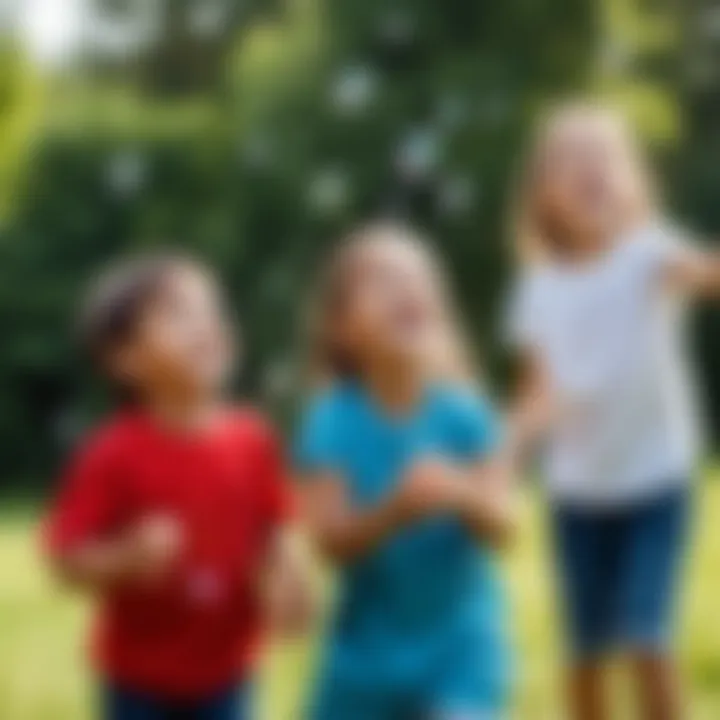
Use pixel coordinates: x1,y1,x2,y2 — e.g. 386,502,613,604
664,242,720,297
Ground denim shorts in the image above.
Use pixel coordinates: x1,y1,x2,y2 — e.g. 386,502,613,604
552,486,690,660
103,681,250,720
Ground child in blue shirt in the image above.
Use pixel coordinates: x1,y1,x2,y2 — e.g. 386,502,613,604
295,224,516,719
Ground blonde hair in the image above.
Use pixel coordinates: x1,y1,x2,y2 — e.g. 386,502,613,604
511,100,656,265
305,221,475,387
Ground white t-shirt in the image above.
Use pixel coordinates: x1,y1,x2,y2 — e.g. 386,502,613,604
508,223,699,506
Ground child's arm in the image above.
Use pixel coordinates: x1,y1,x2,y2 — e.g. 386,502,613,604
456,457,517,548
462,351,554,548
296,391,474,564
44,434,182,591
504,272,555,462
506,350,555,462
299,473,408,564
404,385,546,549
664,242,720,296
401,455,517,549
300,467,465,564
260,524,316,637
251,417,315,636
296,393,423,564
52,515,183,590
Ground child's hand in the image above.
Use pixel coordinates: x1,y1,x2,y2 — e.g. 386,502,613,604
264,564,316,637
48,513,184,591
393,458,467,523
262,531,316,637
123,514,184,584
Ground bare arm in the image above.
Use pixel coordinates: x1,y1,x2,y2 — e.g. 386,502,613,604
300,453,519,560
50,515,182,591
299,473,407,565
456,456,517,548
402,453,517,549
260,524,316,637
664,243,720,297
54,537,139,590
506,350,555,463
442,350,555,548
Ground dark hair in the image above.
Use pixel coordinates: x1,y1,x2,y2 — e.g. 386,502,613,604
78,252,199,368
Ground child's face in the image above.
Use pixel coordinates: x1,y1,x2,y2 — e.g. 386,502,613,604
337,239,444,373
537,112,647,250
113,266,235,400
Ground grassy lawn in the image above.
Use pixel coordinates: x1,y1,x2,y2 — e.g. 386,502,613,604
1,480,719,719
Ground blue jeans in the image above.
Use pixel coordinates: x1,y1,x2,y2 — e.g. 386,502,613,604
553,486,690,659
103,682,250,720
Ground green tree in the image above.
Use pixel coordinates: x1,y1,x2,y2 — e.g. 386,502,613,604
1,0,600,485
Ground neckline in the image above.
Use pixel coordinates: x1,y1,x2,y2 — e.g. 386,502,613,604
548,222,653,278
128,405,229,445
350,380,433,429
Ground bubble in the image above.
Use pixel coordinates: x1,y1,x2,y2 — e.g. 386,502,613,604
377,9,416,48
476,94,512,126
599,39,633,76
330,64,379,116
188,0,229,38
395,126,442,182
106,151,147,196
438,174,477,216
307,166,351,214
263,358,296,399
241,134,276,170
699,6,720,39
436,94,469,130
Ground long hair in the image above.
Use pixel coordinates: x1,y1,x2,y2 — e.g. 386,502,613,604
304,222,476,388
510,100,657,266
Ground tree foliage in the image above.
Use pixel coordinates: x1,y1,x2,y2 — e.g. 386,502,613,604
5,0,711,488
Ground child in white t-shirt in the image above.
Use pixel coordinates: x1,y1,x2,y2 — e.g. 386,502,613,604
508,102,720,720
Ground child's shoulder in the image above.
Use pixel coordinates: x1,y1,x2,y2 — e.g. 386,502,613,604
431,383,496,422
619,219,685,267
300,381,358,420
222,404,280,449
82,412,139,448
64,412,141,474
430,383,500,450
294,383,361,453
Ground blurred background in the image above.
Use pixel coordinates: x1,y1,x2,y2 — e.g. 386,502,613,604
0,0,718,718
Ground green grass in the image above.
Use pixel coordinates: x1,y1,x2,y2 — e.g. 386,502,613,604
1,481,719,719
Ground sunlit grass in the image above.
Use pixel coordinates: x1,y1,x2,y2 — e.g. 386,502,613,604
1,480,719,719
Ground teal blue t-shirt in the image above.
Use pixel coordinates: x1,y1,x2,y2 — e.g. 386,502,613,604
295,381,510,704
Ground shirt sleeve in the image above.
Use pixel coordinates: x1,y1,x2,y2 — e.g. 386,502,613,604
43,436,124,557
632,221,689,281
293,391,342,477
447,389,503,461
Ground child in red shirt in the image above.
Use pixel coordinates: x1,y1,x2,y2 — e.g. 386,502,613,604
44,254,312,719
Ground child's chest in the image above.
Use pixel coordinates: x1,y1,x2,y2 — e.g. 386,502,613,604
538,264,650,377
120,440,263,552
340,415,463,506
